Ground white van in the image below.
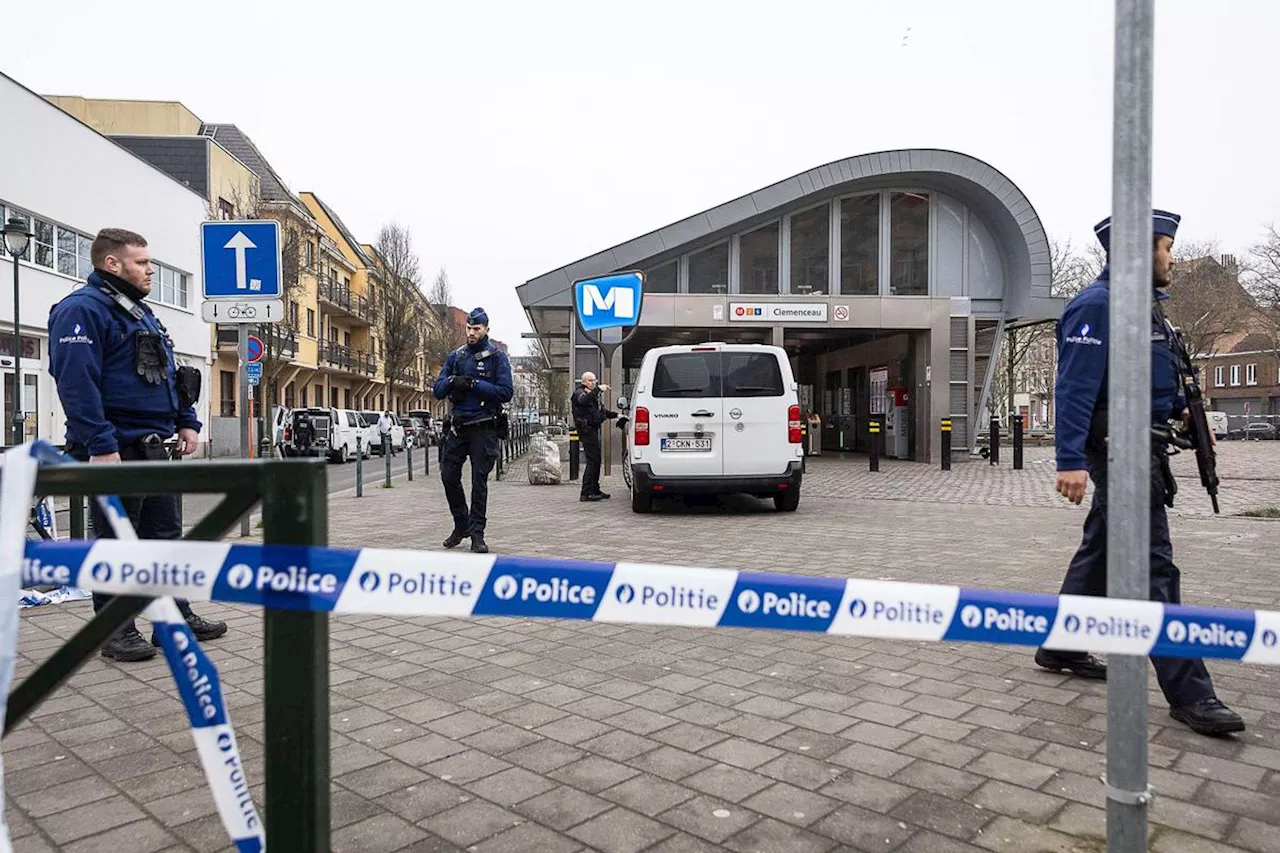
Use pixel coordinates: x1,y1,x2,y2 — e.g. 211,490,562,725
1207,411,1229,439
623,343,803,513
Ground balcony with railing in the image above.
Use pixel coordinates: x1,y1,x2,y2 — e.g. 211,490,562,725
318,275,377,324
320,341,377,376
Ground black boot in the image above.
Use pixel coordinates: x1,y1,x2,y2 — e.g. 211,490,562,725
1170,697,1245,736
470,534,489,554
443,529,468,549
595,491,611,499
1035,649,1107,680
151,613,229,646
580,493,604,502
101,627,157,662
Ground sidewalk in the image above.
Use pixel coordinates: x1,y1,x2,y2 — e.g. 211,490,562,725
7,448,1280,852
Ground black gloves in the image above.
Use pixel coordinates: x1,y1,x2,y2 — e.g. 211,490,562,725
606,410,618,420
449,375,475,391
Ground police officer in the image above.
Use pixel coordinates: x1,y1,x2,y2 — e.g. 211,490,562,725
1036,210,1243,736
432,308,513,553
48,228,228,662
571,371,617,502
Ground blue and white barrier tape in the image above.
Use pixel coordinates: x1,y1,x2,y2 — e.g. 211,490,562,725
5,442,264,853
19,538,1280,664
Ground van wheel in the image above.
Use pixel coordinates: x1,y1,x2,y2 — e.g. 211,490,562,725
774,490,800,512
631,482,653,514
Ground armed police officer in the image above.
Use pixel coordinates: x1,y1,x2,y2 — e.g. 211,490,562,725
48,228,228,663
571,371,617,502
433,308,513,554
1036,210,1243,736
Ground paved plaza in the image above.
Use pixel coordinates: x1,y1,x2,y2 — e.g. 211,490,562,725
6,442,1280,852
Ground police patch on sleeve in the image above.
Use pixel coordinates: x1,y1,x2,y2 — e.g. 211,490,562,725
1064,323,1103,346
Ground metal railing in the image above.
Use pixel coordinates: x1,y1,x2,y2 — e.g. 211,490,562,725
320,342,377,375
317,276,376,323
5,457,330,852
494,421,532,480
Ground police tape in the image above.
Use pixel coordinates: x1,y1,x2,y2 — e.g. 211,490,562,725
19,538,1280,664
4,442,264,853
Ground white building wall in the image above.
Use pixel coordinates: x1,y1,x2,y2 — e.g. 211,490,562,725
0,73,211,447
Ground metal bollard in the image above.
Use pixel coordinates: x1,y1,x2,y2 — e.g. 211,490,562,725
406,441,413,482
356,435,363,497
496,438,504,481
1012,412,1024,470
384,437,392,487
941,418,952,471
869,418,881,472
989,417,1000,466
569,429,580,480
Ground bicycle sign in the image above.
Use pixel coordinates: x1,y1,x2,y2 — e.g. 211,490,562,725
200,299,285,324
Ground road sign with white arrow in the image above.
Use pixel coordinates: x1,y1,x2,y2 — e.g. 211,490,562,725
200,220,283,300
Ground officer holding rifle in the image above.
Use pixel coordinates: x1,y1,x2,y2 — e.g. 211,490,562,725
1037,209,1243,736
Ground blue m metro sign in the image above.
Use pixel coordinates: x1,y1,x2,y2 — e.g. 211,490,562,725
573,271,645,333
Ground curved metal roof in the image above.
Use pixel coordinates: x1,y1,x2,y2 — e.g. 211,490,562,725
517,149,1052,320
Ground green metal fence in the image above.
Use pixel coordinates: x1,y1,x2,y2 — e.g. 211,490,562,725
4,457,331,852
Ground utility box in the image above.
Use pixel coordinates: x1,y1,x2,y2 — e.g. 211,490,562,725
886,388,910,459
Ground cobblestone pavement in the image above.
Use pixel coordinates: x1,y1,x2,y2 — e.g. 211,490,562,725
7,445,1280,852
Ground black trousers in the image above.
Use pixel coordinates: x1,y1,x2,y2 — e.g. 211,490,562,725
440,424,499,536
1058,454,1215,707
580,427,602,496
79,445,195,633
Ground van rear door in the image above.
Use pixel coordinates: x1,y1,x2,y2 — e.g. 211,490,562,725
645,347,724,478
720,348,797,477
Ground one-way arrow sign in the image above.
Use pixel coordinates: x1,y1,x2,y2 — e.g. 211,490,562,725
200,220,282,300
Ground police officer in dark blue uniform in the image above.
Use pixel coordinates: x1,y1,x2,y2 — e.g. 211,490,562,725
48,228,228,662
1036,210,1244,736
433,307,513,554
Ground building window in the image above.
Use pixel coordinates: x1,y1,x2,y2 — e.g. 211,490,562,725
306,241,315,267
378,393,385,410
840,194,879,295
77,234,93,278
1214,366,1225,387
284,382,296,408
687,243,729,294
306,309,316,337
739,222,779,295
330,387,338,408
289,301,300,330
645,261,678,294
220,371,236,417
1246,363,1258,386
316,384,324,406
56,227,78,276
890,192,929,296
343,388,352,409
32,218,54,269
789,205,829,294
300,386,308,407
1230,364,1241,386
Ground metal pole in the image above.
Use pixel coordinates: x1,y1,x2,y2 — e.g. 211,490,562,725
406,441,413,482
384,434,392,487
1107,1,1155,850
868,418,880,472
1013,412,1024,470
989,416,1000,465
12,256,21,446
603,356,613,478
941,418,952,471
569,429,580,480
356,435,363,497
263,459,330,853
238,326,250,535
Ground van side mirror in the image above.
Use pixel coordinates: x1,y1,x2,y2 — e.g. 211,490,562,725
616,395,629,411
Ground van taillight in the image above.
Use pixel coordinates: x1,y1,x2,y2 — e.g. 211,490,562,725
788,405,802,443
635,407,650,446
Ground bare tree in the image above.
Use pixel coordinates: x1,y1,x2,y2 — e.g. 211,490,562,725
423,268,465,375
527,336,569,421
1242,223,1280,381
1050,237,1104,300
373,223,424,411
1162,239,1247,359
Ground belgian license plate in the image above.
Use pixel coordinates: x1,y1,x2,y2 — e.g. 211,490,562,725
661,437,712,452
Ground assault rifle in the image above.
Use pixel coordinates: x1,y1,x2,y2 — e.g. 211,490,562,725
1167,321,1221,514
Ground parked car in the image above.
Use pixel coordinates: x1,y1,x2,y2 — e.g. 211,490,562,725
360,411,405,453
402,416,424,448
623,342,803,513
405,409,440,446
1242,422,1277,441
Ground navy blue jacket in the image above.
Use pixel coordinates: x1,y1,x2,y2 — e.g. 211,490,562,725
432,337,513,424
49,272,201,456
1054,266,1184,470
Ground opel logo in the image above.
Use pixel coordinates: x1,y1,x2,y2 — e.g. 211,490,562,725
730,408,742,420
694,423,703,434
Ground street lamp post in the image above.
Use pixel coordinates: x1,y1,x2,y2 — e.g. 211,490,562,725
3,216,34,447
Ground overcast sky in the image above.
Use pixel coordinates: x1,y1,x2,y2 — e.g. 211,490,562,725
6,1,1278,350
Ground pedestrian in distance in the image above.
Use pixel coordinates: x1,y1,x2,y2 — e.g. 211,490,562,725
47,228,228,662
1037,209,1243,736
432,307,513,554
571,371,617,502
377,410,394,456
